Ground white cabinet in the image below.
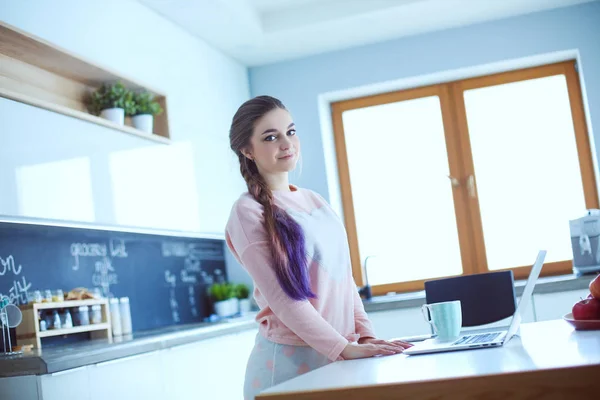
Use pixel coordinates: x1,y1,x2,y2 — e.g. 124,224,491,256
0,375,39,400
0,328,257,400
161,328,258,400
533,289,590,321
189,329,256,400
88,351,164,400
161,342,206,400
39,366,90,400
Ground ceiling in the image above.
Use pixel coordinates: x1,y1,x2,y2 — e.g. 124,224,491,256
138,0,597,66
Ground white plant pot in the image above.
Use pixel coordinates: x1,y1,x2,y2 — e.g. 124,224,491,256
239,298,251,314
214,300,231,318
229,298,240,316
132,114,154,133
100,108,125,125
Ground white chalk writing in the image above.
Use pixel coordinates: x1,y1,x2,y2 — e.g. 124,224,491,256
71,242,107,271
184,246,202,272
0,276,32,305
161,242,223,260
188,286,198,317
92,258,118,296
170,288,180,322
180,270,197,284
200,270,213,285
0,255,31,305
70,241,124,295
165,270,177,287
213,268,225,284
162,242,224,321
161,242,188,257
0,255,22,276
165,270,180,322
109,239,128,258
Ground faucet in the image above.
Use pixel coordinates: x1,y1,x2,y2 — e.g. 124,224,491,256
358,255,375,300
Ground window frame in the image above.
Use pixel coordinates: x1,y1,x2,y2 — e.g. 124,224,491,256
330,60,597,295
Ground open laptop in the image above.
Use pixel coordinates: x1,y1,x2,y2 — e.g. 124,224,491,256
404,250,546,356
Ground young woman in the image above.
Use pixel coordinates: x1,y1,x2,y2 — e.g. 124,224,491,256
225,96,412,399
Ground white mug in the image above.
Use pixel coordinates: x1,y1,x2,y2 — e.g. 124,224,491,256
422,300,462,341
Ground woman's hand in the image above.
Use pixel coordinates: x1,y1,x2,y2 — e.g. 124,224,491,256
340,338,411,360
358,337,414,350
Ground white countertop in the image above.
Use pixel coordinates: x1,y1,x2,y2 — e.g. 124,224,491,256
260,319,600,397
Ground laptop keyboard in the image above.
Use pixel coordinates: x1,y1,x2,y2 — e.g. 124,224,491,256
453,332,501,346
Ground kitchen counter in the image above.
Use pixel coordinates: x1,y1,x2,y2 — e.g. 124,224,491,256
362,273,593,312
0,314,258,377
0,273,593,378
258,319,599,399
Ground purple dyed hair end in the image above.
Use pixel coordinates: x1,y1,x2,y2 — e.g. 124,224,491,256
273,208,316,301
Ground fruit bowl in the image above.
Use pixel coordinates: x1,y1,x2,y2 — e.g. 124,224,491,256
563,313,600,330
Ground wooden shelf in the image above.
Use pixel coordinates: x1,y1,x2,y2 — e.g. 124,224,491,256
0,87,171,144
20,298,108,310
38,322,111,338
17,298,112,348
0,21,171,143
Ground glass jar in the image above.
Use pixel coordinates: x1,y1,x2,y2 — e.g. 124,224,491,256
53,289,64,302
60,309,73,329
76,306,90,326
26,291,35,304
33,290,43,303
43,311,53,329
51,310,61,330
44,290,53,303
90,305,102,324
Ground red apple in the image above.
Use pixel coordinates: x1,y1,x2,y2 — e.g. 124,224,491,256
590,274,600,299
572,297,600,320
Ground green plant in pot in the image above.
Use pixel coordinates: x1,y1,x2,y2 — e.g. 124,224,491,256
235,283,252,315
209,282,238,318
88,82,134,125
129,91,163,133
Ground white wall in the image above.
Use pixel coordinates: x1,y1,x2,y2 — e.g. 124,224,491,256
249,2,600,204
0,0,249,235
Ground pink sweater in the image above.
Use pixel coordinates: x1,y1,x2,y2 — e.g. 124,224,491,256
225,185,375,362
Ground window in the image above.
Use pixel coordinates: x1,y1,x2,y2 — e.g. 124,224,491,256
331,61,597,295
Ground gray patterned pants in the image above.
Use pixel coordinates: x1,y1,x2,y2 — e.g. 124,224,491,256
243,333,332,399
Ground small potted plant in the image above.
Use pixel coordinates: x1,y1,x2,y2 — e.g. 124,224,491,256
129,91,163,133
209,282,237,317
88,82,134,125
235,284,251,315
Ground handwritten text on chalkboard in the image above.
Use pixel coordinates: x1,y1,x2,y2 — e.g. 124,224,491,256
0,255,32,304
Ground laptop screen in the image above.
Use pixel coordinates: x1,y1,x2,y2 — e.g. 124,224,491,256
505,250,547,341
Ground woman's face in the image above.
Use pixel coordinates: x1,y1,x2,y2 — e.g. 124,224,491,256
244,107,300,175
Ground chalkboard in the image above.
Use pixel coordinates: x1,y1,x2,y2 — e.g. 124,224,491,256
0,219,228,332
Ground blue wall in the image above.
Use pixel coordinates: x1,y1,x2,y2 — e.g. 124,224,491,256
249,2,600,200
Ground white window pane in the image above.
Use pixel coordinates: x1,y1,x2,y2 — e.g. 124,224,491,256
464,75,586,270
342,96,462,285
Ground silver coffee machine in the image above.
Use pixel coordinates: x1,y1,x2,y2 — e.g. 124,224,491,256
570,209,600,276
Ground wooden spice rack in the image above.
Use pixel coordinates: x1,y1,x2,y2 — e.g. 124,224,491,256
17,299,112,349
0,21,171,144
